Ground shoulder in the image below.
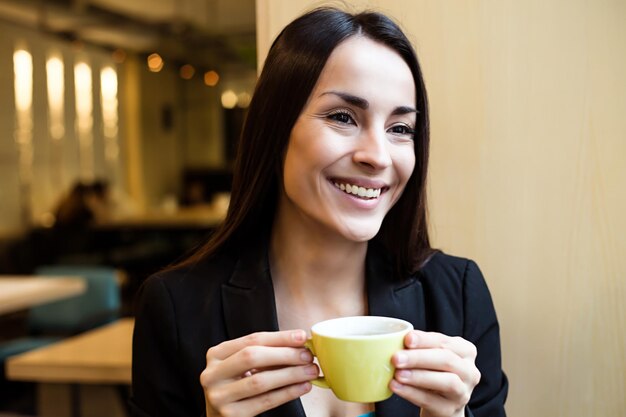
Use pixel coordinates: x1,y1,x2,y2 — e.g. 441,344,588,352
418,251,484,290
416,251,496,334
135,250,237,317
132,250,238,363
420,251,479,276
147,250,236,289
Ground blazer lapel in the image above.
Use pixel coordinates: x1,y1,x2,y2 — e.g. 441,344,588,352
221,242,307,417
221,242,278,338
366,243,425,417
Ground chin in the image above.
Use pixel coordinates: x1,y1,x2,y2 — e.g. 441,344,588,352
341,224,382,243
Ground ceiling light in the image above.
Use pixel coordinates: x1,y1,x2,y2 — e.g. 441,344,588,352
221,90,237,109
180,64,195,80
147,53,163,72
204,70,219,87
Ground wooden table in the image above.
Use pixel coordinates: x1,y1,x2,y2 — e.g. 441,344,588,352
6,318,134,417
0,276,87,315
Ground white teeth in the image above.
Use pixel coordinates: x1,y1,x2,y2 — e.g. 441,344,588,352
333,182,382,199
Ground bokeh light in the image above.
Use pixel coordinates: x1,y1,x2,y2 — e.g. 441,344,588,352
204,70,219,87
147,53,164,72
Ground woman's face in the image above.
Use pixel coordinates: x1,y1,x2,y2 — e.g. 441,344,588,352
279,36,416,242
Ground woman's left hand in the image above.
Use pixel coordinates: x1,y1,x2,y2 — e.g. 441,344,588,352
390,330,481,417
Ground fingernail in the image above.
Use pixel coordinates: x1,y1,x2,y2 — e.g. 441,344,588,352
292,330,306,342
305,365,318,376
407,332,418,347
299,382,312,393
300,350,313,362
395,352,408,366
390,379,403,390
397,370,411,381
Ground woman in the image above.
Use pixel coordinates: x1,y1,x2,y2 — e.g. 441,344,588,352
131,7,508,417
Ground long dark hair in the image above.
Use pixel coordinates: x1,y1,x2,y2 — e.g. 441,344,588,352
178,7,435,278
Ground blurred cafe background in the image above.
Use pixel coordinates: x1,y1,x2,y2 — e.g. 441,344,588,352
1,0,625,417
0,0,255,305
0,0,254,415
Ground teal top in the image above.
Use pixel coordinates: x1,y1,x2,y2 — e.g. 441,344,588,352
357,413,375,417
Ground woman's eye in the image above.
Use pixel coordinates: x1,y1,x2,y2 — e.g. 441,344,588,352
389,124,415,137
327,111,355,125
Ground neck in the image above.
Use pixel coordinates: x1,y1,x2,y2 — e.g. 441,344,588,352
270,208,369,327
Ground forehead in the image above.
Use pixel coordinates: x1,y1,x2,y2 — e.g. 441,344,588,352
310,36,416,106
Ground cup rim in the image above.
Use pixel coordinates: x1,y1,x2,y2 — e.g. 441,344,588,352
311,315,413,339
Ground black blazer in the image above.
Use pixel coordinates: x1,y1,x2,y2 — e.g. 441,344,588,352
130,242,508,417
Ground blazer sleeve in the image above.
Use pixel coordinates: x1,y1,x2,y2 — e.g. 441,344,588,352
463,260,509,417
130,275,203,417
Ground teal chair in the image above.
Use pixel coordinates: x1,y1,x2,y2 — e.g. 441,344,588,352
0,265,121,362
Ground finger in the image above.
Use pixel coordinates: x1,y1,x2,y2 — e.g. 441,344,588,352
217,381,312,417
207,330,307,361
395,369,469,402
207,346,313,382
393,347,477,383
404,331,477,359
390,379,460,417
208,363,318,405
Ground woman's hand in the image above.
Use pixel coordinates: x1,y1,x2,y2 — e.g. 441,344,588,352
390,330,481,417
200,329,318,417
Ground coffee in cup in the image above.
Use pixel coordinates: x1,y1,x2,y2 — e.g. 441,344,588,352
305,316,413,402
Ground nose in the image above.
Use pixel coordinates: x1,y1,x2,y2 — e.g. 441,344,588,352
352,126,392,170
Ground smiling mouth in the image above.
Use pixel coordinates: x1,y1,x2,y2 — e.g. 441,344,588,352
333,181,383,199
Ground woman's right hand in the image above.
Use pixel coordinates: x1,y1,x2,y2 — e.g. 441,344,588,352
200,329,318,417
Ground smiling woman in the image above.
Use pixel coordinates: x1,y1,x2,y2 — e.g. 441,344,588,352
131,6,508,417
280,37,416,243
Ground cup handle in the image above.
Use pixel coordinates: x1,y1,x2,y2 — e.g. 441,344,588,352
304,339,330,389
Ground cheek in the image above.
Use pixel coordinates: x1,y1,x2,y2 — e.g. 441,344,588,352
282,139,325,196
396,150,416,187
286,138,337,176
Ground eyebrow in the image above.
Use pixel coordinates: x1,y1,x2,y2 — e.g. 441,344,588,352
391,106,419,116
320,91,369,109
319,91,418,115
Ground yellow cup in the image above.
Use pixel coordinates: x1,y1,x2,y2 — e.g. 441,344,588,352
305,316,413,403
